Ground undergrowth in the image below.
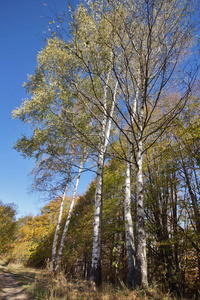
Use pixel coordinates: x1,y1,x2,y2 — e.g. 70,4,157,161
3,260,176,299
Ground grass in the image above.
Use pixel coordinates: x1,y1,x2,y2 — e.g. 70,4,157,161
0,260,176,300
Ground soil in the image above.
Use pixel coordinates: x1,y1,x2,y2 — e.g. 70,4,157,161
0,263,28,300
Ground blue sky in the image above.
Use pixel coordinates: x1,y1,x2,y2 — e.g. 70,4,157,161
0,0,93,218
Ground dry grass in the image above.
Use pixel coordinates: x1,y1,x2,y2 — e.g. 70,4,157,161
1,261,175,300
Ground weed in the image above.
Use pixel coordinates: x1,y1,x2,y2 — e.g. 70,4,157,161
0,260,177,299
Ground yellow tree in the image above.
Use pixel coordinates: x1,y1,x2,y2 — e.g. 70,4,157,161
0,201,17,255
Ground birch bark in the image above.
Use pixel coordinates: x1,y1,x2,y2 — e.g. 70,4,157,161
89,81,118,286
124,86,138,288
50,156,74,271
54,155,87,273
124,141,135,288
135,107,148,288
89,145,104,285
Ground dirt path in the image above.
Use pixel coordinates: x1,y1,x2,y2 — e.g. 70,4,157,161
0,264,28,300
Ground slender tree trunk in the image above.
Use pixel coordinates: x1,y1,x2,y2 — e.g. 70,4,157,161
89,81,118,286
171,181,179,273
135,110,148,287
182,162,200,280
124,141,135,288
50,156,74,271
89,147,104,286
50,184,69,271
124,83,138,288
162,189,174,291
54,155,87,273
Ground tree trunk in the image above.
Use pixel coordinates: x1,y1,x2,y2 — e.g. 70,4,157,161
54,155,87,272
89,147,104,286
50,155,74,271
135,134,148,288
124,141,135,288
182,162,200,279
50,184,68,271
89,81,118,286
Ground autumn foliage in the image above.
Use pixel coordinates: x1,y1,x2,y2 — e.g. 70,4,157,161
8,96,200,297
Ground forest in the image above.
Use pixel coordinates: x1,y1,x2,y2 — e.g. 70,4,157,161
1,0,200,299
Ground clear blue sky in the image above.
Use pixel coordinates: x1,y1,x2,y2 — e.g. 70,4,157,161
0,0,92,218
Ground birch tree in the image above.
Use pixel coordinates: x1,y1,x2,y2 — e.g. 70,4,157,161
61,5,121,285
124,141,135,288
13,0,197,289
90,0,196,287
12,37,94,272
13,9,118,284
54,153,88,272
50,154,74,271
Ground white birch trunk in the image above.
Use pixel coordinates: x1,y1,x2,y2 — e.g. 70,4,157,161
135,109,148,288
124,141,135,288
103,82,118,151
124,84,138,287
50,182,69,271
89,81,118,286
89,145,104,285
54,155,87,273
50,157,74,271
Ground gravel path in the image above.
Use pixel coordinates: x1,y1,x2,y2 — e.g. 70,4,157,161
0,266,28,300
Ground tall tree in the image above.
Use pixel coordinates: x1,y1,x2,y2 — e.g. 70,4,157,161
13,0,197,289
94,0,196,287
12,36,94,272
64,5,120,285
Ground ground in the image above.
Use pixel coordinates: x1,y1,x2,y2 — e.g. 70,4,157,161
0,259,181,299
0,261,28,300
